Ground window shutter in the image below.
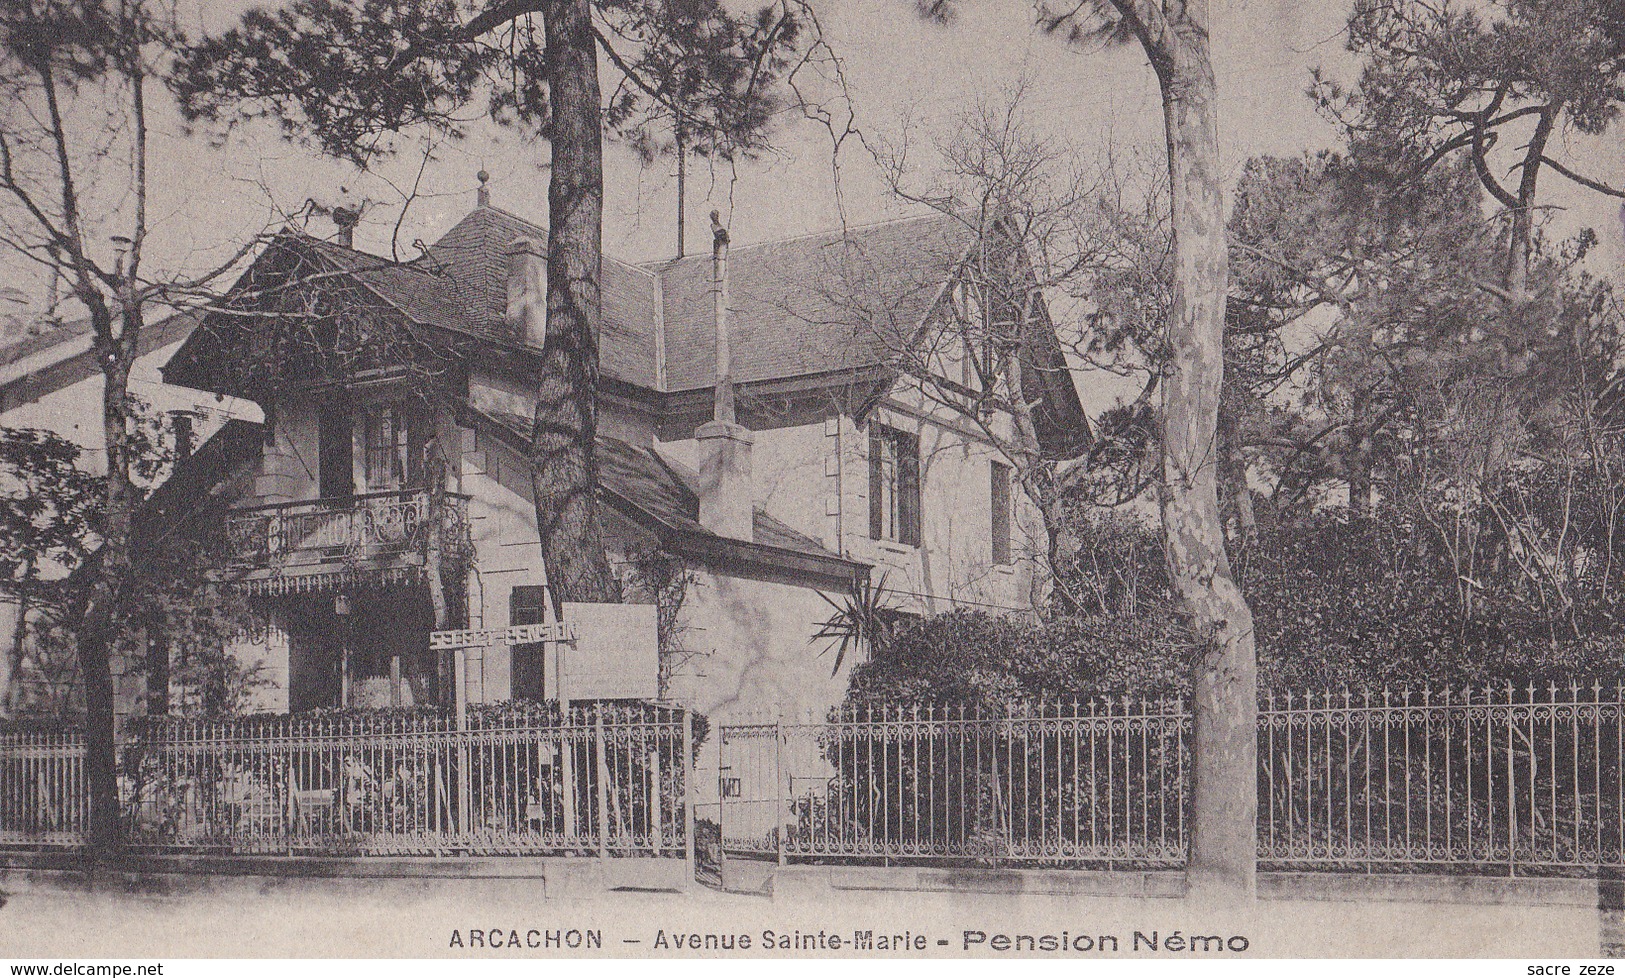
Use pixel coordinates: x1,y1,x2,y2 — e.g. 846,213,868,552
899,431,921,547
318,399,353,499
509,584,549,700
406,400,430,487
991,461,1011,564
868,425,884,540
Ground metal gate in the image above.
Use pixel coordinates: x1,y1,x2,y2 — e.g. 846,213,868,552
715,718,783,858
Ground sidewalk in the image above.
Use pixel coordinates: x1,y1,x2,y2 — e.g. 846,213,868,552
0,874,1608,958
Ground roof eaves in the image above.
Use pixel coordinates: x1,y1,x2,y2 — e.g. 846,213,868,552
457,403,866,580
653,519,870,585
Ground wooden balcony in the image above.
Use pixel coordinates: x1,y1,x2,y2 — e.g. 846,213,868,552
222,489,469,595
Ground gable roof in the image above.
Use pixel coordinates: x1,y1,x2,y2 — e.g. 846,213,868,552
160,203,1090,457
0,319,92,372
304,237,474,335
1,310,200,414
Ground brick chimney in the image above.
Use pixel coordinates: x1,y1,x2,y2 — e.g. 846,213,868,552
505,236,547,347
695,211,753,540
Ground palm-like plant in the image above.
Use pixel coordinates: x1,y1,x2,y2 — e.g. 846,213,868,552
813,573,895,676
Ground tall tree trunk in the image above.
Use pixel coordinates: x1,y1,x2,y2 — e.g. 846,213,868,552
1155,10,1258,901
3,582,30,716
1505,104,1558,307
81,327,138,860
1496,102,1559,376
1348,387,1373,519
533,0,622,608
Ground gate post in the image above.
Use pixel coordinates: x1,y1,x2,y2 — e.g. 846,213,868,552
595,707,610,858
683,709,696,885
776,709,786,867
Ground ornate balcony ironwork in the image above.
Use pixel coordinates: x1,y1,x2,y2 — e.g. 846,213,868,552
223,490,469,591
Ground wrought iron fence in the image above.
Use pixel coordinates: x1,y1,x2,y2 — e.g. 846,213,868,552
719,684,1625,875
0,727,86,847
9,686,1621,875
0,706,693,859
1258,685,1625,872
721,700,1186,867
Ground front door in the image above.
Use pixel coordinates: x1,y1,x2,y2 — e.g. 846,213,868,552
285,588,438,711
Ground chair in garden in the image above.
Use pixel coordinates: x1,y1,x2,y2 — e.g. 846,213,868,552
285,766,337,842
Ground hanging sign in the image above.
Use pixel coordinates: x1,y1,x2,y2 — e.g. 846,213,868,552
429,621,578,650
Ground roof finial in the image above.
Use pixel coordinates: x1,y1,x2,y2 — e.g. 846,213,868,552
476,169,491,208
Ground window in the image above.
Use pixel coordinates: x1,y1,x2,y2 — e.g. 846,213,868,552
869,423,921,546
990,460,1012,565
357,401,425,492
509,584,550,701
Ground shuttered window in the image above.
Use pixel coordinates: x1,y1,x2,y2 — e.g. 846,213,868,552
509,584,549,701
318,398,353,499
991,460,1012,565
869,424,921,547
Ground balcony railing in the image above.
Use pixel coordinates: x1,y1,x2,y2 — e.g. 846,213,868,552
224,489,469,572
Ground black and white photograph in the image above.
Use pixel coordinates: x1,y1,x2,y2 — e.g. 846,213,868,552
0,0,1622,964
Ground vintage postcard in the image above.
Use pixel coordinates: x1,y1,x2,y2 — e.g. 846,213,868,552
0,0,1621,964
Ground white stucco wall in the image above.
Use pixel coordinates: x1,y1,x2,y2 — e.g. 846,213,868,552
850,399,1043,620
456,421,552,704
0,338,258,473
665,568,854,722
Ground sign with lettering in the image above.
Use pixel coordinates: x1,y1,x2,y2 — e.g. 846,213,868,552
559,602,658,700
429,621,578,650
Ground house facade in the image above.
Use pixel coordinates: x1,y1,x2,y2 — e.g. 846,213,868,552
134,193,1089,726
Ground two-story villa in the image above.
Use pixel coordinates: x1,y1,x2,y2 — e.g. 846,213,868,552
151,189,1090,724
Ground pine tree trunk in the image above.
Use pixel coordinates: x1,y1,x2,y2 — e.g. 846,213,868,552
3,570,30,716
1348,387,1374,519
82,332,137,860
533,0,622,607
1155,12,1258,902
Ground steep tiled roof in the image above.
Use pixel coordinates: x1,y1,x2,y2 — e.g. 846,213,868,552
162,204,1087,457
418,206,659,386
646,212,973,392
305,239,475,335
480,408,851,568
173,207,982,398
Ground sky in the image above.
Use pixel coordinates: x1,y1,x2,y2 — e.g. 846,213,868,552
3,0,1623,384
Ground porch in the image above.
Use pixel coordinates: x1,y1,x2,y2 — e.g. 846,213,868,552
218,488,476,712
